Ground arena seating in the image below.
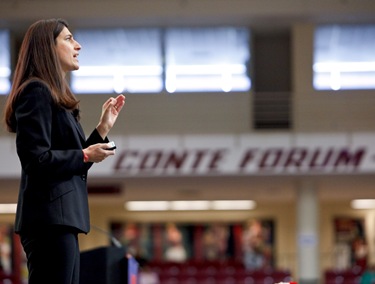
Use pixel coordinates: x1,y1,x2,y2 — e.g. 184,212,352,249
145,261,292,284
324,266,365,284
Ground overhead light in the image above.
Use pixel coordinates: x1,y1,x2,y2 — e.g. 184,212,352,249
75,65,163,77
0,204,17,214
351,199,375,209
0,67,11,77
126,201,169,211
125,200,256,211
166,64,246,75
313,62,375,73
171,200,210,211
212,200,256,210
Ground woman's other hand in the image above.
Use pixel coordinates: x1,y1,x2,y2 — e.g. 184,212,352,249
96,94,125,139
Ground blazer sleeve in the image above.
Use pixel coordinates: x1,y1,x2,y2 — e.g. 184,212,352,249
81,128,110,171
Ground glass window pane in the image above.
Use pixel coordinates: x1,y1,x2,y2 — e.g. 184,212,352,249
71,28,163,94
0,30,11,95
165,27,251,93
313,24,375,90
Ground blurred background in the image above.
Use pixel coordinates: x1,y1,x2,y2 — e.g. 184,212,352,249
0,0,375,283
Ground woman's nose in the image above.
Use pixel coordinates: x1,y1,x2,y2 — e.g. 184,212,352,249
75,41,81,50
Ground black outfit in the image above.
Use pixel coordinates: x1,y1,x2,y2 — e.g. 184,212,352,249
13,81,108,283
20,225,80,284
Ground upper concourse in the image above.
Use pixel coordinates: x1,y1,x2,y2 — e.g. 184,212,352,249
0,0,373,31
0,0,375,137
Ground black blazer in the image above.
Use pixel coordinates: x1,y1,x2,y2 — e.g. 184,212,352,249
13,81,108,234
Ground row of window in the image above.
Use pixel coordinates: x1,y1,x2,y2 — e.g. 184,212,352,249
72,27,250,94
0,24,374,95
313,25,375,91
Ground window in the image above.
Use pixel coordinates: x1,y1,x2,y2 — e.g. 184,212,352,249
313,24,375,91
71,27,251,94
71,28,163,94
0,30,11,95
165,27,251,93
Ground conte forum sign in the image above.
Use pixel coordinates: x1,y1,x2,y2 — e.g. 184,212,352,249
1,133,374,177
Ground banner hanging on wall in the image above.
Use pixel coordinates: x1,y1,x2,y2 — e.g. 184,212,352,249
1,132,375,177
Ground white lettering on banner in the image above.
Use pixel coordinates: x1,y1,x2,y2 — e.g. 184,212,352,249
113,146,367,176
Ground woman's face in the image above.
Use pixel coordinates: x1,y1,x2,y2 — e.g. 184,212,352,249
55,26,81,75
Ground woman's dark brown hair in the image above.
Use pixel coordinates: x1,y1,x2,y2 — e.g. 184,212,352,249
3,18,80,133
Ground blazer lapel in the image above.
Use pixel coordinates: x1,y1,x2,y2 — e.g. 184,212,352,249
68,111,86,144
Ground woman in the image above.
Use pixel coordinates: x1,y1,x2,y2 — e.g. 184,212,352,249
3,18,125,283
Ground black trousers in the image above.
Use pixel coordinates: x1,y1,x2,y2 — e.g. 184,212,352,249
20,225,80,284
